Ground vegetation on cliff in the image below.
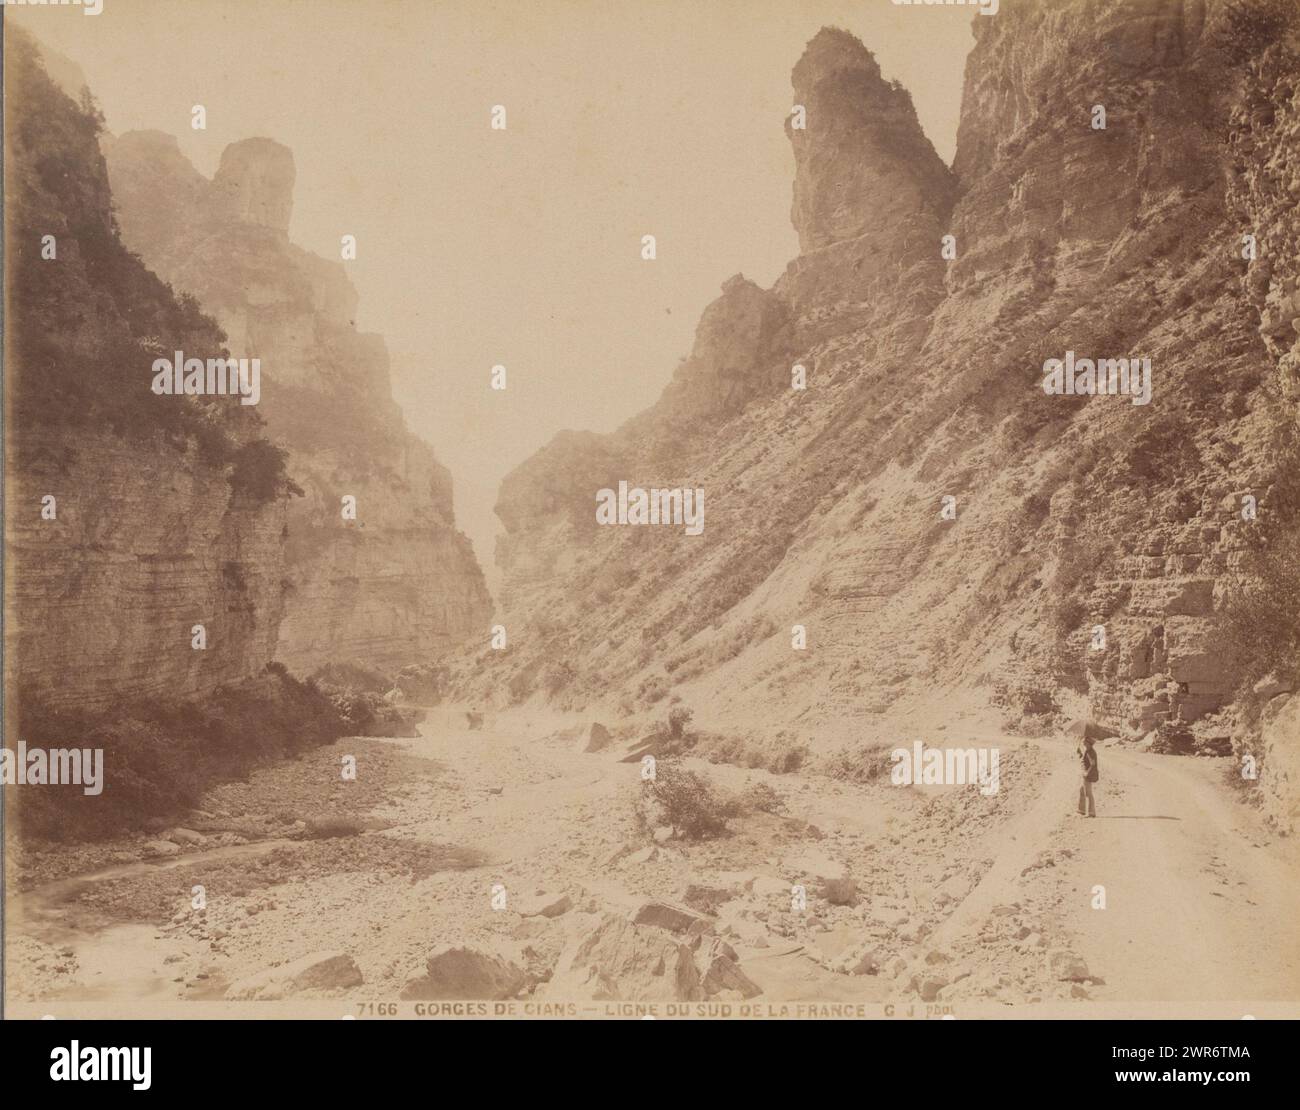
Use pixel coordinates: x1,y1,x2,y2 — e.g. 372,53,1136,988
4,28,294,503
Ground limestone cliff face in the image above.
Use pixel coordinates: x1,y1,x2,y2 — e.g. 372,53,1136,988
105,135,492,673
472,3,1298,742
4,28,291,710
7,436,288,708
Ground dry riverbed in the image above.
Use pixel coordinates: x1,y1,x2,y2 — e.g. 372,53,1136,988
6,707,1298,1015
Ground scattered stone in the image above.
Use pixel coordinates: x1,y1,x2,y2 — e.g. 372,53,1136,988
1049,949,1091,982
602,844,632,867
585,723,612,753
166,827,206,847
786,850,856,905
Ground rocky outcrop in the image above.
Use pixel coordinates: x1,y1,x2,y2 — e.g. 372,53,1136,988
780,28,955,337
1253,693,1299,833
788,27,953,253
211,137,295,235
105,135,492,674
468,3,1299,743
226,950,363,1000
544,912,760,1002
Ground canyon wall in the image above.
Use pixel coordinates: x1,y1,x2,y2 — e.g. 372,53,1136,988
467,0,1298,740
104,133,493,674
4,29,292,709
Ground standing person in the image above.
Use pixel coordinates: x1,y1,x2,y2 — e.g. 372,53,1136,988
1077,736,1099,817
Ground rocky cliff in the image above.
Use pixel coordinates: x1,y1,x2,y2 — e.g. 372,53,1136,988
104,133,493,674
4,29,294,709
467,1,1299,746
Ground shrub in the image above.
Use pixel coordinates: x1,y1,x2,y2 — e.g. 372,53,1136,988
12,667,348,840
1217,0,1296,62
229,439,301,503
395,663,451,703
5,29,296,506
735,780,785,815
821,743,898,785
667,707,694,740
647,760,737,839
312,659,391,695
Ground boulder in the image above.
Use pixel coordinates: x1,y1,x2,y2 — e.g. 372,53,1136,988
630,901,707,935
142,839,180,858
226,951,363,1000
515,891,573,919
698,938,762,999
584,723,612,753
680,882,741,915
400,945,528,1001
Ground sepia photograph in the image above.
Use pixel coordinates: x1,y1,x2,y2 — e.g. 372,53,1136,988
2,0,1297,1080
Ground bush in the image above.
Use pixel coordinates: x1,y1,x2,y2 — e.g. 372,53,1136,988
12,667,348,840
821,743,897,784
647,760,737,839
324,688,383,733
1217,0,1296,62
667,707,693,740
5,28,296,506
312,659,391,695
229,439,301,502
734,780,785,815
395,663,451,703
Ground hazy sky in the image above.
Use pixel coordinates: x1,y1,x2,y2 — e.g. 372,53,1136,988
12,0,974,586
